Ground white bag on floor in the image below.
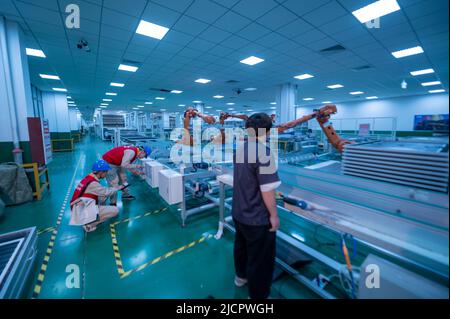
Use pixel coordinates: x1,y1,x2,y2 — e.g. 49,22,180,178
69,198,99,226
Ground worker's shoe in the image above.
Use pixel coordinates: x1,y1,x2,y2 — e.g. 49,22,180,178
234,276,247,287
121,194,136,201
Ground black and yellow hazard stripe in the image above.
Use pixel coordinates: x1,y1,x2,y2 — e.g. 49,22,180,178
110,224,125,276
112,206,169,226
120,234,213,279
32,155,83,299
37,226,56,235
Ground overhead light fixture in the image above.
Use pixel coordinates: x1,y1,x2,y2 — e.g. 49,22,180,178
100,105,107,108
137,105,145,108
132,107,139,110
39,74,60,80
391,46,423,58
216,109,222,112
205,106,212,109
155,97,165,100
213,95,224,99
67,96,72,99
193,100,202,103
294,73,314,80
118,64,138,72
171,90,183,94
160,109,167,112
429,89,445,93
410,69,434,76
401,80,407,89
303,98,314,101
366,96,378,99
421,81,441,87
228,108,234,110
327,84,344,89
101,103,109,106
226,103,235,105
26,48,46,58
178,104,186,107
350,91,364,95
195,78,211,84
322,101,332,104
246,109,253,112
52,88,67,92
245,88,257,91
103,99,112,102
145,102,153,105
240,56,264,66
270,102,276,105
136,20,169,40
110,82,125,87
352,0,401,24
106,92,117,96
270,107,276,110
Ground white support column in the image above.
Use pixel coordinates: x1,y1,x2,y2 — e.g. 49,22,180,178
275,83,297,125
0,18,33,163
42,92,70,133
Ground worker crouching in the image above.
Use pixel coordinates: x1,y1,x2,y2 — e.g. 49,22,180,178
102,145,151,204
69,160,125,232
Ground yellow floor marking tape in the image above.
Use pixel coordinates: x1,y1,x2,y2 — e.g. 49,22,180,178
119,234,212,279
37,226,56,235
32,155,83,299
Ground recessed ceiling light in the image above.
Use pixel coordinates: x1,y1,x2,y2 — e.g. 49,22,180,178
137,105,145,108
216,109,222,112
327,84,344,89
303,98,314,101
294,73,314,80
100,105,107,108
171,90,183,94
160,109,166,112
205,106,212,109
391,46,423,58
110,82,125,87
410,69,434,76
226,103,235,105
195,78,211,84
429,89,445,93
106,92,117,96
322,101,332,104
193,100,202,103
26,48,46,58
67,96,72,99
350,91,364,95
352,0,401,24
136,20,169,40
103,99,112,102
101,103,109,106
132,107,139,110
366,96,378,99
39,74,60,80
270,107,276,110
118,64,138,72
213,95,224,99
245,88,257,91
178,104,186,107
155,97,165,100
145,102,153,105
240,56,264,66
228,108,234,110
421,81,441,86
52,88,67,92
246,109,253,112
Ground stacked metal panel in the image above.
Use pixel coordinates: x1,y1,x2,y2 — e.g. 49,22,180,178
342,141,449,193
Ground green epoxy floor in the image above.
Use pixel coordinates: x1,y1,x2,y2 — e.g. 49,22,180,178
0,137,316,299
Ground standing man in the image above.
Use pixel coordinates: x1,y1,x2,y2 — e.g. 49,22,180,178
70,160,124,232
102,145,151,204
232,113,281,299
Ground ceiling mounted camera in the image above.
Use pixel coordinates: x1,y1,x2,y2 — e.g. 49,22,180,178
234,88,242,95
77,39,91,52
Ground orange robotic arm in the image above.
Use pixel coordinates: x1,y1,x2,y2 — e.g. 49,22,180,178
314,104,353,153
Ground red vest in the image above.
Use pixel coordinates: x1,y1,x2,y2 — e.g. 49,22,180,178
70,174,99,208
102,146,139,166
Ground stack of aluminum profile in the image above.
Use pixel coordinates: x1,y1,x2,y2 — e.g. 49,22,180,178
342,141,449,193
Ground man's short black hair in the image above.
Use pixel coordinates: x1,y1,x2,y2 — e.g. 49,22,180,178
245,113,273,136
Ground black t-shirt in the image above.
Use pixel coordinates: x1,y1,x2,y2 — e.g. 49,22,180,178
232,140,280,226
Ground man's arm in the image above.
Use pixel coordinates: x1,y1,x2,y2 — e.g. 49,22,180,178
261,189,279,232
85,181,121,198
121,149,143,174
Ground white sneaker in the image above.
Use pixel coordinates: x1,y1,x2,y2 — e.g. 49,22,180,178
234,276,247,287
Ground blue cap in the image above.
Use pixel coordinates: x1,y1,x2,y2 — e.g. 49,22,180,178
92,159,111,172
140,145,152,158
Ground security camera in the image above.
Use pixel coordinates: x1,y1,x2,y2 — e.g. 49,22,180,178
235,88,242,95
401,79,407,89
